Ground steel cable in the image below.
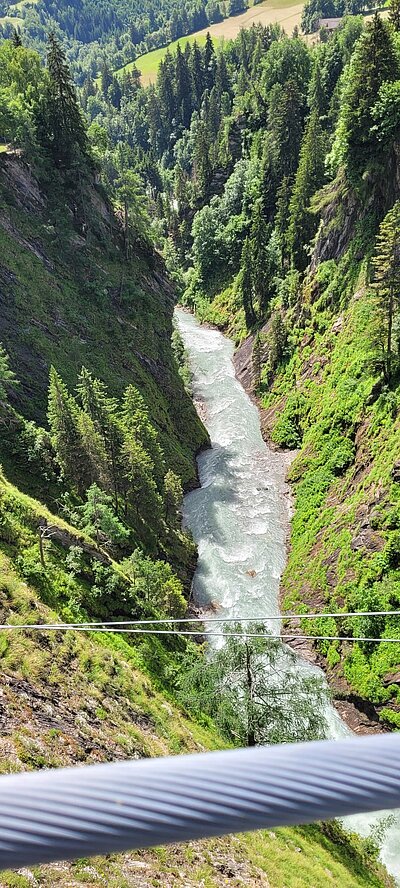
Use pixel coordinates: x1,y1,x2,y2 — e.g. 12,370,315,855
1,735,400,870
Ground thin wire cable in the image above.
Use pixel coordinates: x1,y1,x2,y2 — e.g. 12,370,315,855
1,734,400,870
0,624,400,643
2,607,400,631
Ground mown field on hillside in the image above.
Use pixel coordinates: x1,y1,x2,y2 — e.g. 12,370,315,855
117,0,304,84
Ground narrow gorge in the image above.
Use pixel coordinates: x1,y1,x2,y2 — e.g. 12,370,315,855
178,308,400,883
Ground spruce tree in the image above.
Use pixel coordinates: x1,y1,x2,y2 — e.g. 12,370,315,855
190,41,205,109
37,33,89,168
389,0,400,31
371,200,400,381
79,484,129,548
122,385,165,487
288,109,326,272
204,32,216,91
77,368,123,511
122,437,162,529
340,15,399,180
238,237,256,329
0,345,16,401
157,50,176,130
275,176,292,270
193,118,212,199
164,469,183,526
175,43,192,130
12,28,22,48
268,79,303,182
47,367,97,495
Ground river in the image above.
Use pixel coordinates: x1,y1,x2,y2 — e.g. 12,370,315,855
176,307,400,883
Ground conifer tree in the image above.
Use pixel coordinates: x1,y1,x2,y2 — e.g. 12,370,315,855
371,200,400,381
204,32,216,91
0,345,16,402
122,437,162,529
193,118,212,199
77,368,123,511
268,79,303,182
122,385,165,487
288,109,326,272
37,33,89,168
157,50,176,129
207,85,221,139
215,52,230,97
275,176,292,269
308,59,324,116
79,484,129,547
164,469,183,526
190,41,205,109
238,237,256,328
389,0,400,31
100,61,112,97
12,27,22,48
47,368,96,495
340,15,399,179
175,43,192,129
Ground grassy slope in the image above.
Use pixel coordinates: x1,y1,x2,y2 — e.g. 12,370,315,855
0,471,393,888
117,34,217,85
0,154,207,492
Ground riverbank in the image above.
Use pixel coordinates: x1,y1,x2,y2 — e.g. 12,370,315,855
233,328,385,737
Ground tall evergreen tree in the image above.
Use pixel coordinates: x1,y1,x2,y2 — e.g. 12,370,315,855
275,176,292,270
371,201,400,381
175,43,192,129
190,40,205,109
238,237,256,328
389,0,400,31
0,344,16,402
12,27,22,48
122,385,165,487
157,50,176,132
36,33,89,168
47,368,97,495
268,78,303,182
340,15,399,180
193,117,212,199
288,109,326,272
204,32,216,91
77,367,123,511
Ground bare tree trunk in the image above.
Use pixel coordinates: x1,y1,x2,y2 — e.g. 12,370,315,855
245,643,256,747
124,199,129,260
38,529,45,568
387,281,394,381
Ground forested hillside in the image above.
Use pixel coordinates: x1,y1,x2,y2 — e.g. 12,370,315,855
0,0,249,83
118,10,400,729
1,3,400,885
29,0,400,728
